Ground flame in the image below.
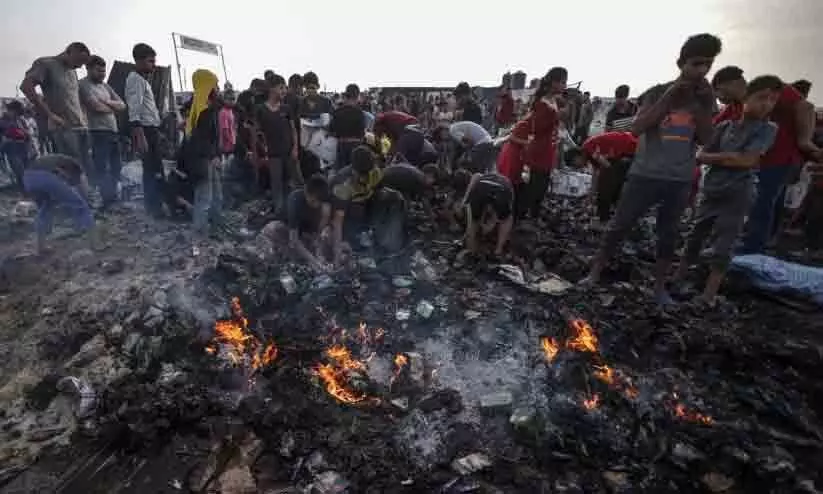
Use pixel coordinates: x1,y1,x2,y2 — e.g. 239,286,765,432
541,337,561,363
623,385,639,400
314,326,383,405
593,365,615,385
206,297,278,373
674,403,713,425
583,393,601,410
391,353,409,384
567,319,599,353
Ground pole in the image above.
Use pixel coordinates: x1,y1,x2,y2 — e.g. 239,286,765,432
171,33,184,92
218,45,229,85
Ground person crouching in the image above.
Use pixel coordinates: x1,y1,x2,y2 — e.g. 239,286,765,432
23,154,97,254
576,131,638,229
457,173,515,257
673,75,782,305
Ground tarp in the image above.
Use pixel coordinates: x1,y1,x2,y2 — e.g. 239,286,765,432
729,254,823,307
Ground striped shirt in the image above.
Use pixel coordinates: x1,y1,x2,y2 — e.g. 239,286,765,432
125,71,161,127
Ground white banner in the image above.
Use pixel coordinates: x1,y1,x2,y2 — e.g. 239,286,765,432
178,34,219,56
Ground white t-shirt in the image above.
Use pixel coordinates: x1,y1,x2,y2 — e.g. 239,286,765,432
449,121,492,146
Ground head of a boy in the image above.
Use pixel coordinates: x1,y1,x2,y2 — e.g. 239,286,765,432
743,75,783,119
266,74,287,102
712,66,746,104
351,146,376,184
677,33,722,82
304,174,329,209
344,84,360,105
303,72,320,96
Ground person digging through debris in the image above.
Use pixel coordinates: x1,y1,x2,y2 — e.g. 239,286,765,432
457,172,515,257
580,33,721,306
330,145,408,265
576,131,639,229
23,153,98,254
673,75,782,305
373,111,437,167
449,120,495,173
261,174,334,272
378,162,440,216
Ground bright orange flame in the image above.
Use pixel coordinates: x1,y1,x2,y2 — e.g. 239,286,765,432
391,353,409,384
315,363,367,404
207,297,278,373
540,337,560,363
674,403,713,425
583,393,601,410
567,319,599,353
593,364,615,385
314,329,382,405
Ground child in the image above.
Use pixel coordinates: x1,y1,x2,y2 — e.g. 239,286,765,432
673,75,783,304
457,172,515,257
576,131,638,228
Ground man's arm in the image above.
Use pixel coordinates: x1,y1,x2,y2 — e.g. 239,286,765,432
81,82,113,113
464,205,478,252
106,84,127,112
289,228,323,269
631,84,679,136
495,215,514,255
332,209,346,265
696,150,761,168
20,60,60,124
795,99,823,161
124,73,145,124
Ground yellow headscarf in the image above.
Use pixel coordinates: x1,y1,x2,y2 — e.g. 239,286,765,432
185,69,219,136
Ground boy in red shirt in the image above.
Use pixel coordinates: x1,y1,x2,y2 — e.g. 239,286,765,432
577,131,638,227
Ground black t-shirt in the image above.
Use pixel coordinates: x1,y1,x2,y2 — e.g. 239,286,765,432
286,189,322,234
380,163,427,198
605,102,637,131
394,127,438,167
330,105,365,139
255,103,294,157
467,173,514,220
300,94,333,119
461,100,483,125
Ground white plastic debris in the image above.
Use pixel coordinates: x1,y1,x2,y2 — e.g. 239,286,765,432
392,276,414,288
464,310,481,320
395,309,411,321
479,391,513,410
509,407,536,427
451,453,492,475
357,257,377,269
311,471,349,494
416,300,435,319
280,273,297,294
56,376,97,418
390,397,410,411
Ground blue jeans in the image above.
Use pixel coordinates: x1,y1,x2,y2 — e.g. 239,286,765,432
22,169,94,238
740,165,794,254
90,130,122,205
193,159,223,233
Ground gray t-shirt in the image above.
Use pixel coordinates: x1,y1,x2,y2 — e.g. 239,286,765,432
629,81,713,182
25,56,87,129
449,121,492,146
702,119,778,195
79,78,123,132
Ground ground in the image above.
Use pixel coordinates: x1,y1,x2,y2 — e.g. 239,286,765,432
0,179,822,494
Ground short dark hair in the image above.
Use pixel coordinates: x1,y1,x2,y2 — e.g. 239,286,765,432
583,91,590,97
546,67,568,83
303,71,319,87
305,174,329,200
351,146,375,174
615,85,630,99
6,100,24,114
344,84,360,99
264,70,275,81
66,42,90,55
454,82,471,97
792,79,812,98
711,66,744,87
288,74,303,89
267,74,286,87
87,55,106,68
677,33,722,66
132,43,156,61
747,75,784,96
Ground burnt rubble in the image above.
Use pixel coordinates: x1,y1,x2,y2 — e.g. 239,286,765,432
1,195,822,493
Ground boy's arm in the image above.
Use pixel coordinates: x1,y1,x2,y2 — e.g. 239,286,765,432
697,123,778,169
631,83,681,136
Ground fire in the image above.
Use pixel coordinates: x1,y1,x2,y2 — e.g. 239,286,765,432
206,297,278,373
593,364,615,385
583,393,601,410
567,319,599,353
674,403,713,425
314,326,383,405
391,353,409,384
540,337,560,363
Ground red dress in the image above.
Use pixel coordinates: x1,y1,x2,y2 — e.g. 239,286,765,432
497,119,531,185
524,98,559,173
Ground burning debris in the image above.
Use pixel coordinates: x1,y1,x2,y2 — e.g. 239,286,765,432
205,297,278,376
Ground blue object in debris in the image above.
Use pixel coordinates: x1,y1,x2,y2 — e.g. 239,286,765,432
729,254,823,307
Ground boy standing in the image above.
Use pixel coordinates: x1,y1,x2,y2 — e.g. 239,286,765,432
674,76,782,304
255,74,299,213
581,33,721,305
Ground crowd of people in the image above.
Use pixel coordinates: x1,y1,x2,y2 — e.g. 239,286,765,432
3,32,823,307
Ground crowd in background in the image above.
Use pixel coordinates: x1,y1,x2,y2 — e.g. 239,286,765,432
3,33,823,306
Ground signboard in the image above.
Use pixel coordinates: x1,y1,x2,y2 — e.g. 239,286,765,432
178,34,219,56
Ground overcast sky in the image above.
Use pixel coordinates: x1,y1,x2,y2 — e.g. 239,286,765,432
2,0,822,100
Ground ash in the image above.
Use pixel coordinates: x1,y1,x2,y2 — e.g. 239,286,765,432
1,188,822,494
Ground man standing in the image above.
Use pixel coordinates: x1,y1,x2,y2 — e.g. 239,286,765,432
330,84,366,170
21,42,91,165
581,33,722,305
80,55,126,209
454,82,483,125
575,92,594,143
605,85,637,132
125,43,166,217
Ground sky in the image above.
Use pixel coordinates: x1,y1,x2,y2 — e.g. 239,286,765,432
2,0,822,100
